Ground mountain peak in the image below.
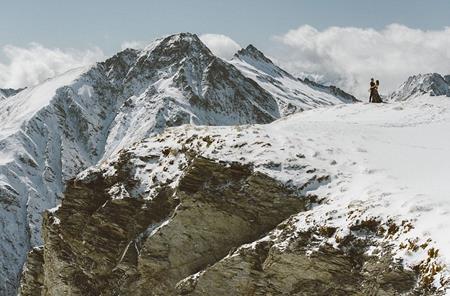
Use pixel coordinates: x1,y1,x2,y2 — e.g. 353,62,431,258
233,44,294,80
160,32,203,46
235,44,274,65
389,73,450,101
141,32,212,57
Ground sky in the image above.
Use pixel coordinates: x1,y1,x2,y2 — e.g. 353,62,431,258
1,0,450,97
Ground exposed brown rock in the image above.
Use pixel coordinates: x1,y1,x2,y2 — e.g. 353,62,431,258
19,155,430,295
18,247,44,296
177,217,421,296
20,156,305,295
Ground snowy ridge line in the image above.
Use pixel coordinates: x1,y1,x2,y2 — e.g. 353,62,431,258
231,44,357,116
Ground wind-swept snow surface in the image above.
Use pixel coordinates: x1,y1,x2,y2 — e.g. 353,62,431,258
110,94,450,293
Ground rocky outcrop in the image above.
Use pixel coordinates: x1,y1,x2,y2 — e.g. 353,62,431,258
20,156,306,295
17,247,44,296
177,218,421,296
0,87,24,100
19,153,430,295
389,73,450,101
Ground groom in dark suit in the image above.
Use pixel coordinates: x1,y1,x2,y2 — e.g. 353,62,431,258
369,78,376,103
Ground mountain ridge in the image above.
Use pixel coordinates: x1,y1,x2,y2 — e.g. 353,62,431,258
231,44,358,115
389,72,450,101
0,32,357,295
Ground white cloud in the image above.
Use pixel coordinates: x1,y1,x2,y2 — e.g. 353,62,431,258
199,34,241,60
120,40,147,50
273,24,450,98
0,43,105,89
4,26,450,98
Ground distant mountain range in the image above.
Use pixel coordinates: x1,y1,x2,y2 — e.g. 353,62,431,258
389,73,450,101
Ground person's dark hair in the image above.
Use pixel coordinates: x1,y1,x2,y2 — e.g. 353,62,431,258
371,78,374,81
376,80,380,85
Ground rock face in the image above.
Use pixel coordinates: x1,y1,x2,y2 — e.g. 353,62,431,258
177,218,419,296
19,155,426,295
389,73,450,101
20,157,306,295
0,88,24,100
17,247,43,296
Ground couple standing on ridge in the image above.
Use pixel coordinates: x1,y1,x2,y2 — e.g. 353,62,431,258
369,78,383,103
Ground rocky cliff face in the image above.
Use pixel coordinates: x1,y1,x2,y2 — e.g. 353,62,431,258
19,156,307,295
19,150,427,295
0,88,24,100
177,219,418,296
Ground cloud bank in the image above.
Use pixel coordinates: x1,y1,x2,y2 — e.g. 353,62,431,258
120,34,242,60
3,26,450,98
273,24,450,98
120,40,147,50
199,34,242,60
0,43,104,89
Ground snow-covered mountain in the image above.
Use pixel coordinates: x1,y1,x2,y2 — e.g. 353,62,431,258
389,73,450,101
231,45,357,115
0,33,356,294
6,33,450,295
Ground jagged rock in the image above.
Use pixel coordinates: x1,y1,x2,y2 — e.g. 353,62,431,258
444,75,450,85
20,156,306,295
0,87,24,100
176,217,421,296
389,73,450,101
17,247,44,296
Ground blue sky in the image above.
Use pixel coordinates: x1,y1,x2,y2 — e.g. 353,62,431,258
2,0,450,54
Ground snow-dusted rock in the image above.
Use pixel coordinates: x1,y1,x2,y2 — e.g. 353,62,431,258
19,157,306,295
0,88,24,101
389,73,450,101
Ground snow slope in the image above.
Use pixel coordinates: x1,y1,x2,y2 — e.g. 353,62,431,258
0,67,88,140
98,94,450,293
